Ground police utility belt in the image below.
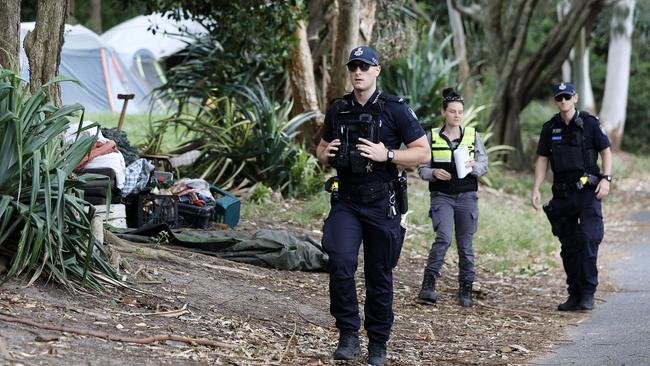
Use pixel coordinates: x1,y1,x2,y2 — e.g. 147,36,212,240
325,172,408,215
552,173,600,195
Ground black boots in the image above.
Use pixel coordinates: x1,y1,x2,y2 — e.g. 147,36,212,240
557,294,581,311
367,342,388,366
458,282,473,307
418,273,438,303
579,293,595,310
557,294,595,311
333,331,361,360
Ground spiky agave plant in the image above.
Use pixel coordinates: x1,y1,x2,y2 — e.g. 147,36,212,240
0,68,120,291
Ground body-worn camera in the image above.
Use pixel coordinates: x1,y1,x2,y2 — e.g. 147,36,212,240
330,111,380,173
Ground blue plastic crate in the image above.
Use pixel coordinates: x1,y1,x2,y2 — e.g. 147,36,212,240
209,185,240,228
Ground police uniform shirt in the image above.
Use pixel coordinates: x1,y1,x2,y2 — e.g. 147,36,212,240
323,90,425,185
537,111,611,184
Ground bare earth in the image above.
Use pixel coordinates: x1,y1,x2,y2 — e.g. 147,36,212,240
1,165,649,366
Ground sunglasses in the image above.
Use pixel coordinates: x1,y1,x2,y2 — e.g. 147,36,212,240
554,94,574,102
347,62,372,72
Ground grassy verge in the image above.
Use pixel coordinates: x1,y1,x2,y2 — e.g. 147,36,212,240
85,112,189,152
403,178,558,275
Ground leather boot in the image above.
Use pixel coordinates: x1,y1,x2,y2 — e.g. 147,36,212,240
579,293,595,310
418,273,438,303
458,282,473,307
333,331,360,360
367,341,387,366
557,294,581,311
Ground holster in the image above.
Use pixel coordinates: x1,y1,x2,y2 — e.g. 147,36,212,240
396,171,408,214
542,202,566,237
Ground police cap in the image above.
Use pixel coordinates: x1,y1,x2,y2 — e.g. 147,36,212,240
347,46,380,66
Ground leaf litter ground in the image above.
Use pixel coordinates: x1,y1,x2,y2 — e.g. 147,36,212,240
1,169,649,365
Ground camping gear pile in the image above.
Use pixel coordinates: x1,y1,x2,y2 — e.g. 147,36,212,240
71,122,239,230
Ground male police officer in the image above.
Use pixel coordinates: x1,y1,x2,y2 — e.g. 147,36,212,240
531,82,612,311
316,46,430,365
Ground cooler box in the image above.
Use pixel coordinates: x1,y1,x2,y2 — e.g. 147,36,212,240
210,185,240,228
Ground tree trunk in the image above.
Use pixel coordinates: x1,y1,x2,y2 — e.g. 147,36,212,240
359,0,376,44
557,0,572,82
89,0,102,33
23,0,68,105
452,0,605,169
580,46,596,113
328,0,359,102
446,0,472,99
288,19,324,151
0,0,21,72
600,0,635,150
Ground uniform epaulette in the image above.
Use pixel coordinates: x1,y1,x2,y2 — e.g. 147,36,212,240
378,93,408,104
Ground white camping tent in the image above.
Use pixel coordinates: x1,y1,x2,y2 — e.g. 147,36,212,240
19,22,152,113
102,12,206,61
101,13,206,95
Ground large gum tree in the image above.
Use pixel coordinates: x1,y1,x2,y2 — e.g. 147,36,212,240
452,0,607,169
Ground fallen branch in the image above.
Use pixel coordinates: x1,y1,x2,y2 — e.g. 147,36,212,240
277,321,297,364
0,311,236,349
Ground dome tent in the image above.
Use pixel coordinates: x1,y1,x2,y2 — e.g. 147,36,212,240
19,22,151,113
101,12,206,61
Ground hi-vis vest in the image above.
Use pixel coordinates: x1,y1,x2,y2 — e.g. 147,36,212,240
428,126,478,194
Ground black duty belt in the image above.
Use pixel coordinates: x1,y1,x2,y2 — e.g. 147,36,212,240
338,180,397,203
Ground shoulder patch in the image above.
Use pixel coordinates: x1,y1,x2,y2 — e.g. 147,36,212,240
599,124,608,136
408,107,418,120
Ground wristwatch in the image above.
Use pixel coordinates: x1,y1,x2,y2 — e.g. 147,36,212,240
602,175,612,182
387,149,395,162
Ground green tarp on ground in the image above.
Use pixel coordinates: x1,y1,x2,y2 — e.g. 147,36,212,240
110,224,328,271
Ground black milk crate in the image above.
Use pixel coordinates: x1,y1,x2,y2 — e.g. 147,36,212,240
178,203,214,229
137,194,179,228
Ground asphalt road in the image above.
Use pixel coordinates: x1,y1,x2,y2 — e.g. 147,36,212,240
531,211,650,366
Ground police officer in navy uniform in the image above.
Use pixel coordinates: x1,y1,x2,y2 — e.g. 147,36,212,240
316,46,430,365
531,82,612,311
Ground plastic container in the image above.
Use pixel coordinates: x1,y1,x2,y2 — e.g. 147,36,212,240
178,203,214,229
94,203,127,228
137,194,179,228
210,185,240,228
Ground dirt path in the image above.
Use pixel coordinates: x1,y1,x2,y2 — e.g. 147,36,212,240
1,171,648,365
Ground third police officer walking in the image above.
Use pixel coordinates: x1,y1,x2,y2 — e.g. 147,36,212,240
531,82,612,311
317,46,430,365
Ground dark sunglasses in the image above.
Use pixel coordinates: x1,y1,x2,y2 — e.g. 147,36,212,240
347,62,372,72
554,94,574,102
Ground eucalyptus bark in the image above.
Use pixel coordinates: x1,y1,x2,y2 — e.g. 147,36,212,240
288,19,323,150
359,0,376,45
446,0,472,99
328,0,359,102
23,0,69,105
0,0,21,72
452,0,605,169
600,0,635,150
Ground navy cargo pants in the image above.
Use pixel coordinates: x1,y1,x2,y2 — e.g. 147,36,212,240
546,188,604,296
424,191,479,283
321,195,405,344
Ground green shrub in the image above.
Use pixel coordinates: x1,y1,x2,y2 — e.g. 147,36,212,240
0,68,119,290
380,22,458,130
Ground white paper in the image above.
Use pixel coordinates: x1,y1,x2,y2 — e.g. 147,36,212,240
453,145,472,179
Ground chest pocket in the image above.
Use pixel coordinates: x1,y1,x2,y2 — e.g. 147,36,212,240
551,129,585,173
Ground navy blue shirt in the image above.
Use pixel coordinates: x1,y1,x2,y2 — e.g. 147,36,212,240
537,110,610,183
323,90,425,185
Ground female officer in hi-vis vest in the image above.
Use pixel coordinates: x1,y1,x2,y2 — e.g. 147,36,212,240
417,88,488,307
